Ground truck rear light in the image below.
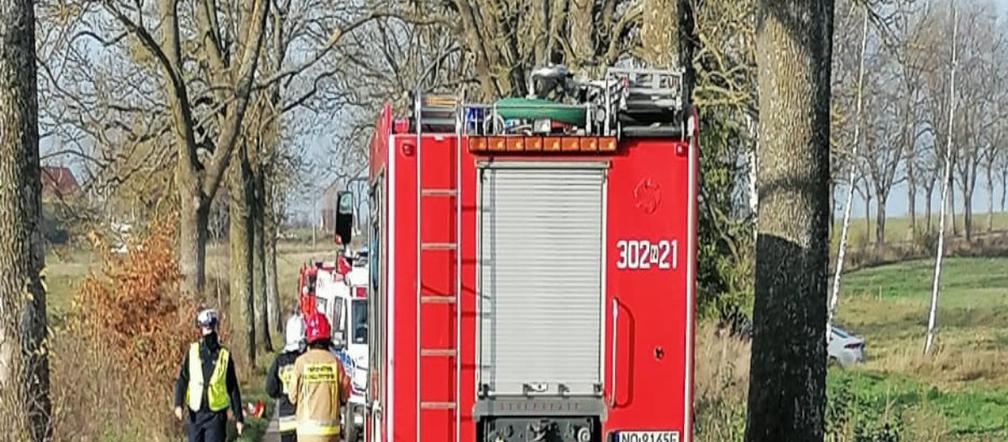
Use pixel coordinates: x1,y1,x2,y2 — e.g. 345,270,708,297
466,136,618,154
525,136,543,151
505,137,525,151
544,137,562,151
600,137,617,152
355,287,366,298
844,342,862,350
470,137,487,152
561,137,580,151
488,136,507,151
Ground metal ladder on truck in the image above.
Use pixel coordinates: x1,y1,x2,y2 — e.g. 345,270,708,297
414,90,462,442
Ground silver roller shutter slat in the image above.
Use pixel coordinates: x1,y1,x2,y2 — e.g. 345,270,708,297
479,165,604,396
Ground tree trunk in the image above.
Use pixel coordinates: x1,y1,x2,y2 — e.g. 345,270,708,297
964,186,973,243
925,181,934,232
179,189,209,295
926,4,957,355
253,168,272,352
0,1,52,438
265,191,282,333
864,191,872,247
1001,168,1006,214
829,180,836,234
229,144,256,368
950,178,958,236
876,195,887,247
907,161,917,240
987,164,994,233
745,1,832,440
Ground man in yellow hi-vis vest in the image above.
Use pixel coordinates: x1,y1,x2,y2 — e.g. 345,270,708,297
288,312,350,442
173,309,245,442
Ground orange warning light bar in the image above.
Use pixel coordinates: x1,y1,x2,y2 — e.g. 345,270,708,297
468,136,617,154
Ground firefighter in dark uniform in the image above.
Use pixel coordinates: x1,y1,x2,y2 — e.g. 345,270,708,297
266,312,306,441
173,309,245,442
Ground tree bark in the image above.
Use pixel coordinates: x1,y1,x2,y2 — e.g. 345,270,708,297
265,182,282,333
0,1,51,438
253,167,272,351
950,176,958,236
964,186,973,242
876,196,887,247
925,180,935,232
907,160,917,240
926,4,957,355
987,164,994,233
863,190,872,246
1000,168,1006,214
179,190,209,295
745,1,832,440
229,144,256,368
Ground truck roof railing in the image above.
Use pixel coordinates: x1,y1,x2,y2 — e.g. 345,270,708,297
411,66,687,140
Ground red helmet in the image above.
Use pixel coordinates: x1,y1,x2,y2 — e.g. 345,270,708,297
304,312,331,344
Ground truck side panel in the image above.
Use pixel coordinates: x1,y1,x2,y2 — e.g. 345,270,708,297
388,134,479,442
603,139,695,441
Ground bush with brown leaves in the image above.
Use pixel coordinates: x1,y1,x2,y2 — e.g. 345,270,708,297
51,218,209,441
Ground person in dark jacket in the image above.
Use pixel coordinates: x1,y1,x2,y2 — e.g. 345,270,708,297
266,312,306,442
174,309,244,442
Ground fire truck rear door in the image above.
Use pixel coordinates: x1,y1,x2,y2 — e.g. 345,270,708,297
478,162,606,397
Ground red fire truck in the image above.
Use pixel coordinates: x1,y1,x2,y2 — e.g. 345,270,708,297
345,66,697,442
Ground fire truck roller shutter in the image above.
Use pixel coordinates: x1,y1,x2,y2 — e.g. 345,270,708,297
478,162,605,397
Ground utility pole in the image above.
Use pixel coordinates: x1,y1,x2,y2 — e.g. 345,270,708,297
828,6,870,339
926,3,958,355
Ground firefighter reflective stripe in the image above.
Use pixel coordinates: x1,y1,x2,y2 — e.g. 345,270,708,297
186,343,231,412
278,415,297,432
279,365,294,394
297,419,340,436
302,363,340,383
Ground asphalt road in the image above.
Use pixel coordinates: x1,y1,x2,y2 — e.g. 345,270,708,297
260,418,280,442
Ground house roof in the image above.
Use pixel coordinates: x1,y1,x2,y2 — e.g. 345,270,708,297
41,166,80,198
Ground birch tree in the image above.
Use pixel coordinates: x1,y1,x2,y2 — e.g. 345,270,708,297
828,4,869,340
925,2,957,356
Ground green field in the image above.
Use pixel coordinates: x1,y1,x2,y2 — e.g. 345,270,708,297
830,257,1008,440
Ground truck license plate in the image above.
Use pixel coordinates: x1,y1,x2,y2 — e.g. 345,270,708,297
615,431,680,442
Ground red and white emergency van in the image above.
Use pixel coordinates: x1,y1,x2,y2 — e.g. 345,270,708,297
352,66,697,442
297,250,371,441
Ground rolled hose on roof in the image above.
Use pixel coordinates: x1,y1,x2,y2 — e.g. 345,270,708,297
493,97,587,126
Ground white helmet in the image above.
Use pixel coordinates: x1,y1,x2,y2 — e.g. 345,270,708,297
196,309,219,329
284,314,306,352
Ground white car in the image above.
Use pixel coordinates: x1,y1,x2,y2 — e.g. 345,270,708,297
828,326,865,367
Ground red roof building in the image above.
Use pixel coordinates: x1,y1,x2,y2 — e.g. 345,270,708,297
41,166,80,200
